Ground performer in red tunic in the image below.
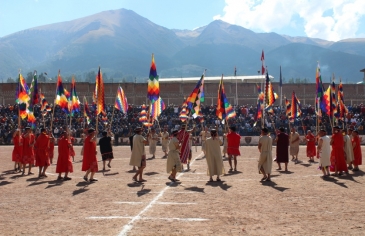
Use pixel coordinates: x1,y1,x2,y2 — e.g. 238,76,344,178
69,136,76,162
305,130,316,162
82,128,98,182
352,130,362,171
35,128,50,178
330,126,348,175
56,131,73,180
12,129,23,172
176,124,190,169
275,127,289,171
21,127,35,175
227,126,241,172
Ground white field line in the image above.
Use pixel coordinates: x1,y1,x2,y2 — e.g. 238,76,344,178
87,216,208,221
118,152,204,236
114,202,143,205
113,202,196,205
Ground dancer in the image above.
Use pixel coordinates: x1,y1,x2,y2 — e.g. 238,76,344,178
352,130,362,171
35,128,50,178
276,127,289,171
129,129,137,171
21,127,35,175
305,130,316,162
130,127,148,182
200,126,210,156
82,128,98,182
222,131,228,158
99,130,114,171
69,134,76,162
176,124,190,170
317,129,331,177
56,131,73,180
48,129,55,164
205,129,225,182
148,128,158,159
344,128,354,170
289,127,300,163
330,126,348,176
12,129,23,172
161,127,169,158
227,126,240,172
258,128,272,181
166,129,182,182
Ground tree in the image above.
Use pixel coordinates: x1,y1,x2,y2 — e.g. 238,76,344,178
38,73,46,83
7,77,15,83
288,78,294,84
26,72,33,83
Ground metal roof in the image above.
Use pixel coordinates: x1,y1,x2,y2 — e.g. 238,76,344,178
159,75,274,83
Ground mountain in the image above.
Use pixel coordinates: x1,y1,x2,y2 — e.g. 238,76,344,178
1,9,365,82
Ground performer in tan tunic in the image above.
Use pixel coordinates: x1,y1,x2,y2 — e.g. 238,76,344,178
130,127,148,182
289,127,300,162
344,128,354,170
148,128,158,159
258,128,272,181
161,127,169,158
317,129,331,177
200,127,210,156
205,129,225,182
166,130,182,182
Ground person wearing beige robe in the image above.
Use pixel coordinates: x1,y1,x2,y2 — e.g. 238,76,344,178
205,129,225,182
130,127,148,182
258,128,272,181
317,129,331,177
161,128,169,157
289,127,300,162
167,130,182,182
148,129,158,159
200,127,211,155
344,129,354,169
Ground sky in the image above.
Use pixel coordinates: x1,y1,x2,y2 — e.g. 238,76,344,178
1,0,365,41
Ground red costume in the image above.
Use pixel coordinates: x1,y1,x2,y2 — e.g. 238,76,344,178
56,136,73,173
48,139,55,160
35,133,50,167
177,129,190,164
82,135,98,172
12,135,23,162
305,134,316,157
69,137,75,156
227,132,241,156
22,133,35,165
330,132,348,172
352,136,362,166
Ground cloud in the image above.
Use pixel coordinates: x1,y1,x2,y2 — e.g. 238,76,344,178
214,0,365,41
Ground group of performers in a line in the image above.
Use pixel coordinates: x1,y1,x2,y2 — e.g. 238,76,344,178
10,123,362,183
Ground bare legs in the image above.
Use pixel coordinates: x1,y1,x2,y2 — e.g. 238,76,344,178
228,155,237,171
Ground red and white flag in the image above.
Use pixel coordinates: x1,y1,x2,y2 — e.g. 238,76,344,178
261,50,265,75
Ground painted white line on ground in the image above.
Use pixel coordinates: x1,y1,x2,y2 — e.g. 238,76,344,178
118,152,204,236
155,202,197,205
114,202,144,205
88,216,208,221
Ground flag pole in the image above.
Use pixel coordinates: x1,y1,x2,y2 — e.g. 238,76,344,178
50,71,60,135
279,66,283,112
17,71,21,139
109,85,119,131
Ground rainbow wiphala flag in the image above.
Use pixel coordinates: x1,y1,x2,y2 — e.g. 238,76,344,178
147,54,160,104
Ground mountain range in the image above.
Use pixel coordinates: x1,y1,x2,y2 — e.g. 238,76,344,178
1,8,365,83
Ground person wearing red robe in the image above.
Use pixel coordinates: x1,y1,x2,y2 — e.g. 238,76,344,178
12,129,23,172
56,131,73,180
69,136,76,162
352,130,362,171
176,124,190,169
82,128,98,182
227,126,241,172
305,130,316,162
22,127,35,175
330,126,348,175
35,128,50,178
275,127,289,171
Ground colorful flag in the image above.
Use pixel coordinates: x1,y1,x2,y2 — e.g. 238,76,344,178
179,103,188,122
16,73,30,104
261,50,265,75
95,66,105,115
285,96,291,117
27,105,36,129
83,96,91,125
315,62,328,114
147,54,160,104
29,71,40,105
324,85,331,116
337,79,347,120
265,71,278,108
330,79,337,117
55,71,69,114
216,75,236,121
19,103,28,119
254,84,264,121
291,91,301,121
184,72,205,117
114,86,128,114
39,89,49,112
70,77,80,116
139,104,148,123
149,96,166,121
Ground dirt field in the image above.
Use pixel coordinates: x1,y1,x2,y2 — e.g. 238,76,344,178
1,145,365,236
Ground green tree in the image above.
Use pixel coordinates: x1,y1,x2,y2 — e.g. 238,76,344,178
7,77,15,83
26,72,33,83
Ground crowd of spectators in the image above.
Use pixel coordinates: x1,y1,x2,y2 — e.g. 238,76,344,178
1,102,365,145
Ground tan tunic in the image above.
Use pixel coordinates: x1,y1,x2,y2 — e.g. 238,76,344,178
289,132,300,155
344,135,354,164
166,137,182,173
258,135,273,174
161,132,169,152
201,131,211,152
319,136,331,167
130,134,146,167
205,137,225,176
148,133,158,155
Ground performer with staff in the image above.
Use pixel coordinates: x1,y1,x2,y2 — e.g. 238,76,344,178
130,127,148,182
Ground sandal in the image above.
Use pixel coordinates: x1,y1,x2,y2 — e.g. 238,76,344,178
63,177,72,181
132,177,138,182
89,179,98,182
216,178,221,182
107,163,111,168
57,176,63,180
261,177,267,181
209,178,213,182
265,178,271,182
83,176,88,182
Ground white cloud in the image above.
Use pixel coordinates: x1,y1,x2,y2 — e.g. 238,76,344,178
214,0,365,41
